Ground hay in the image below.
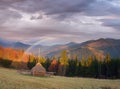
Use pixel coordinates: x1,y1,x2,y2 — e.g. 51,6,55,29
31,63,46,76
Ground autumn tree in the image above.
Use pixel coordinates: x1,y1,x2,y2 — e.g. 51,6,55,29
58,50,68,76
86,55,93,67
27,55,37,69
80,56,86,66
48,57,59,74
105,53,111,63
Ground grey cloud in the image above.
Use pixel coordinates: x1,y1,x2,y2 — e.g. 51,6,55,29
14,0,95,13
100,19,120,30
108,6,120,15
11,0,95,19
0,9,22,24
19,26,88,37
0,24,120,45
1,0,120,20
0,25,90,41
0,0,120,45
0,0,23,24
30,15,42,20
83,0,120,16
14,0,120,17
0,0,25,9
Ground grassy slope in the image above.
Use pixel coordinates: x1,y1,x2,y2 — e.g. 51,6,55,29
0,68,120,89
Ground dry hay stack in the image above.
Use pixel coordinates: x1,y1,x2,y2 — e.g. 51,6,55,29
31,63,46,76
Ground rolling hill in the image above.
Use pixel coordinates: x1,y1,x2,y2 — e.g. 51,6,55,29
44,38,120,59
0,38,30,50
0,38,120,59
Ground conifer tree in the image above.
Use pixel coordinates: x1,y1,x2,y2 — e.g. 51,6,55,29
27,55,36,69
104,53,111,78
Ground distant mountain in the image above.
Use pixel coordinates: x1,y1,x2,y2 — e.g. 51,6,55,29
11,42,30,50
0,38,30,50
45,38,120,59
0,38,120,59
0,38,14,47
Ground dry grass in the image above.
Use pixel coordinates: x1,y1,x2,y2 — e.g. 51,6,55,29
0,67,120,89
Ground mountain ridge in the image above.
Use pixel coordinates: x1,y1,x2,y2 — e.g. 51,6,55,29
0,38,120,59
44,38,120,59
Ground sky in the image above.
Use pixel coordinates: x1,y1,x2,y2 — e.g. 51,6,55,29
0,0,120,45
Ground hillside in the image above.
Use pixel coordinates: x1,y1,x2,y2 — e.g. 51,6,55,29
0,38,30,50
45,38,120,59
0,38,120,59
0,67,120,89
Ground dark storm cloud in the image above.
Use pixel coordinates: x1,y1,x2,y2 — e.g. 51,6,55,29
0,0,96,24
0,0,23,24
0,0,25,9
83,0,120,16
108,6,120,15
0,0,120,20
30,15,42,20
100,19,120,30
13,0,120,16
0,9,22,24
9,0,97,19
12,0,95,13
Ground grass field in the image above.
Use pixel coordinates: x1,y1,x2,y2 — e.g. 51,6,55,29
0,67,120,89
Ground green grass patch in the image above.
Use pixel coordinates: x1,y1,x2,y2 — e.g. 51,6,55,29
0,67,120,89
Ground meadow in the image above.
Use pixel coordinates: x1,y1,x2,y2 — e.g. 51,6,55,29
0,67,120,89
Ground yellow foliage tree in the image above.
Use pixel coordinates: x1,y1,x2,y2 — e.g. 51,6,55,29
37,56,46,63
58,50,68,76
86,55,93,67
40,57,46,63
60,50,68,65
81,56,86,66
105,53,111,63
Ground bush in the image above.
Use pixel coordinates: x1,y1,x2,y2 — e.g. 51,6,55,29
0,58,12,68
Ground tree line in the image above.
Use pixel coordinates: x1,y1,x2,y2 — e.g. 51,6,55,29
27,50,120,79
0,45,119,79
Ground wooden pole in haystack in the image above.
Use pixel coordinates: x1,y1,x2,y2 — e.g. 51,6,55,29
38,48,41,63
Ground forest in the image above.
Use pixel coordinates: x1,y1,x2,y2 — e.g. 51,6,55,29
0,46,119,79
27,50,120,79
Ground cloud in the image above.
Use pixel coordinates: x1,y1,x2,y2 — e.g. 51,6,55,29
0,9,22,24
0,0,120,20
100,18,120,30
83,0,120,16
30,15,42,20
0,0,25,10
14,0,95,13
0,0,120,21
0,0,120,45
10,0,120,18
9,0,96,19
0,21,119,44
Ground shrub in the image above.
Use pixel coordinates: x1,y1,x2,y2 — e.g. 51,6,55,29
0,58,12,68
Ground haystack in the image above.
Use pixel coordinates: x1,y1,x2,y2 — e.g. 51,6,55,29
31,63,46,76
